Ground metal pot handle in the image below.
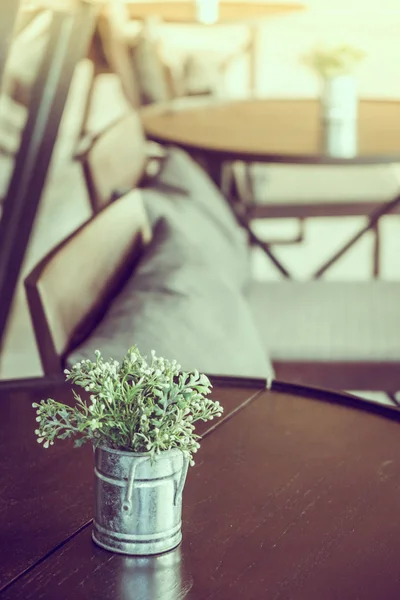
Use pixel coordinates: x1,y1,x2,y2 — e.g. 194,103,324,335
122,456,149,515
174,455,189,506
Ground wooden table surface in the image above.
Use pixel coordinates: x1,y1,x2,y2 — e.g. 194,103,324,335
141,97,400,165
125,1,305,24
2,377,400,599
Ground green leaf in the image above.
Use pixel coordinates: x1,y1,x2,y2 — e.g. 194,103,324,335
74,437,87,448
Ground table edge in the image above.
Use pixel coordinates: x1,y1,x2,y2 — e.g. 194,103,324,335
270,379,400,421
141,98,400,165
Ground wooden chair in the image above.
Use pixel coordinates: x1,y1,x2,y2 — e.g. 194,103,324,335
25,191,151,376
75,2,142,146
99,2,179,104
77,111,149,212
2,9,53,108
96,2,142,109
79,1,176,141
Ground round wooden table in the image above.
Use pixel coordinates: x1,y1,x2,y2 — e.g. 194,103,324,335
3,377,400,599
141,97,400,278
141,97,400,165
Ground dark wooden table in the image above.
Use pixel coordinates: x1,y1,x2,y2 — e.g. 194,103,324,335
2,376,400,599
141,97,400,278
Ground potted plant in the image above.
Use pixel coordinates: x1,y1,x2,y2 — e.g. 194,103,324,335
33,346,223,555
303,44,366,157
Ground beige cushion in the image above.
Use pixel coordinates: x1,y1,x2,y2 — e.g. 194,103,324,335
131,26,172,105
246,281,400,362
3,10,52,105
250,164,399,205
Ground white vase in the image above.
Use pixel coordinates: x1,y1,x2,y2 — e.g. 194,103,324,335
195,0,219,24
321,75,358,158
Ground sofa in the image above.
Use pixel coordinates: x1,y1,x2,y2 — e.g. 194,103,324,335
68,145,275,382
59,143,400,395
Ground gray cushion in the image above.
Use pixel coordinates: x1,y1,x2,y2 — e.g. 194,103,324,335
247,280,400,361
143,146,250,288
68,218,274,380
132,35,171,105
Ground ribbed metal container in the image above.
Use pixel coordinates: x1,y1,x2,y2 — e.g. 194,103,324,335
92,446,189,555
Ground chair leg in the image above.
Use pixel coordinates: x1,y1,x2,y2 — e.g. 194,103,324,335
372,221,380,278
313,194,400,279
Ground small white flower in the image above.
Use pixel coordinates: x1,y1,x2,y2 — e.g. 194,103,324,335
34,429,40,435
36,416,42,422
37,438,44,444
43,440,50,449
63,369,70,375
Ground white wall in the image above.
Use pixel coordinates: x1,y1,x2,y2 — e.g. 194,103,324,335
158,1,400,98
256,3,400,98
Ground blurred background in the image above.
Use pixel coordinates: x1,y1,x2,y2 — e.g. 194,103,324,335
1,0,400,382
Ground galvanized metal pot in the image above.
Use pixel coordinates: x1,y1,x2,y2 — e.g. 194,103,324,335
92,446,189,556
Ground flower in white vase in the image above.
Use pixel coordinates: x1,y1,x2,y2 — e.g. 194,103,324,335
303,44,366,79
